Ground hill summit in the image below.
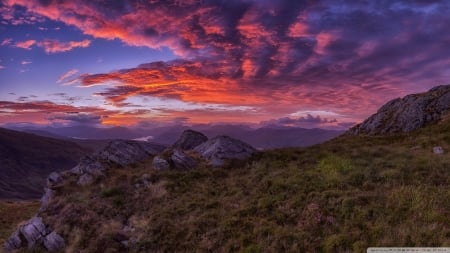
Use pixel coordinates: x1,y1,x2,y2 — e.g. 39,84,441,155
348,85,450,135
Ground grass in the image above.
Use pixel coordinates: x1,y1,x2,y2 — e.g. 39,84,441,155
8,118,450,252
0,200,40,246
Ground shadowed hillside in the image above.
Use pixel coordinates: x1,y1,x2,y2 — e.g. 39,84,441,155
0,128,90,199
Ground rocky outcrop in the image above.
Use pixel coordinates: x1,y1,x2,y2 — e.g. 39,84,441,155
171,149,198,170
70,140,166,185
99,140,166,166
194,135,257,167
348,85,450,135
4,217,64,252
173,129,208,150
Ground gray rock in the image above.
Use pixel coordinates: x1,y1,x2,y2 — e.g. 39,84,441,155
78,173,94,186
4,230,23,251
5,217,65,252
171,149,198,170
43,231,65,252
173,129,208,150
46,172,63,187
194,136,257,167
152,156,170,170
98,140,166,166
19,217,47,248
348,85,450,135
433,146,444,154
40,187,54,211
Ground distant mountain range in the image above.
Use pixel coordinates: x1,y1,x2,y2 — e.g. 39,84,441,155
10,124,343,150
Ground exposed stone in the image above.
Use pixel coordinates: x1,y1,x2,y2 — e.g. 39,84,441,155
20,217,47,248
40,187,54,211
194,135,257,167
173,129,208,150
43,231,65,252
4,230,23,251
433,146,444,154
5,217,65,252
152,156,170,170
171,149,197,170
98,140,166,167
78,173,94,186
348,85,450,135
46,172,63,187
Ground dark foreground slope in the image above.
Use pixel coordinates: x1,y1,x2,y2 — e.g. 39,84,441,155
0,128,89,199
5,116,449,252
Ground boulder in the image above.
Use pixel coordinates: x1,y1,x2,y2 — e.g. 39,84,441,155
171,149,197,170
194,136,257,167
433,146,444,154
348,85,450,135
173,129,208,150
5,217,65,252
43,231,65,252
98,140,166,166
152,156,170,170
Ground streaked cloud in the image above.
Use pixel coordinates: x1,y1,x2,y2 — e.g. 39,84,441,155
57,69,79,84
37,39,91,54
15,40,36,50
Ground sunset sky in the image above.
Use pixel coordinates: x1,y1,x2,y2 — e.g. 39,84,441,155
1,0,450,129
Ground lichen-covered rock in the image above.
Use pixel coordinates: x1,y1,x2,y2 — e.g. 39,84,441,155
348,85,450,135
152,156,170,170
194,136,257,167
173,129,208,150
171,149,197,170
4,217,65,252
98,140,166,166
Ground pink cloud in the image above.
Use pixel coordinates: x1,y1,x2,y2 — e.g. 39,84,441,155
57,69,79,84
21,60,32,65
1,38,13,46
37,39,91,54
14,40,36,50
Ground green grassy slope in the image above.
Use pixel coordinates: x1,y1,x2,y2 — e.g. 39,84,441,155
38,118,450,252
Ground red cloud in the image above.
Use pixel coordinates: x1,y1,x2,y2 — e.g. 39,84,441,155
14,40,36,50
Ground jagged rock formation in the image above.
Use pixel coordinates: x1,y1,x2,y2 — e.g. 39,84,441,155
348,85,450,135
171,149,198,170
194,135,258,167
5,217,64,252
98,140,167,166
173,129,208,150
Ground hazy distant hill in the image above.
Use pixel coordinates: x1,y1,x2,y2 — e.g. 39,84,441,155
0,128,90,199
152,125,343,149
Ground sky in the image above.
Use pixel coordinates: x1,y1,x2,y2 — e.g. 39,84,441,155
1,0,450,130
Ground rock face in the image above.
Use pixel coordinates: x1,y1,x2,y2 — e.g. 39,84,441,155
4,217,64,252
194,135,257,167
152,155,170,170
171,149,197,170
348,85,450,135
173,129,208,150
99,140,166,166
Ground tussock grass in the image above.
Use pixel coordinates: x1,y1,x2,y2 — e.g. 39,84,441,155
21,118,450,252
